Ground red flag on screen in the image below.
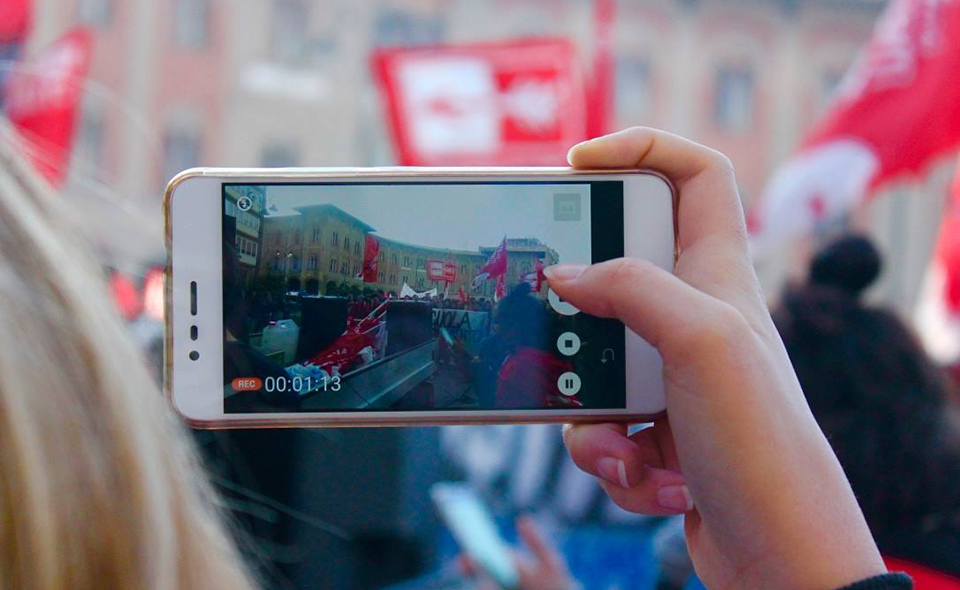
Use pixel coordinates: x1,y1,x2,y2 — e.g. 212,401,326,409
494,274,506,302
521,258,546,292
749,0,960,255
472,236,508,288
457,285,468,303
371,39,587,166
4,28,93,187
915,167,960,365
362,234,380,283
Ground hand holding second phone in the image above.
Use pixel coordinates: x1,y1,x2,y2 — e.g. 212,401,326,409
547,128,886,590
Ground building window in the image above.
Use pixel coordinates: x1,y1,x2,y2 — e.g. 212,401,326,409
417,277,424,288
329,258,338,272
291,256,300,271
340,261,349,275
354,242,361,256
378,271,385,282
78,0,112,27
294,229,301,244
379,250,385,262
374,8,443,46
460,264,466,274
417,258,424,270
616,57,652,120
714,66,755,132
271,0,309,64
308,256,317,270
162,125,201,184
311,228,320,243
174,0,211,48
260,142,300,167
344,237,350,252
390,274,396,284
392,254,398,265
331,231,339,246
403,256,411,268
353,265,360,277
402,275,408,285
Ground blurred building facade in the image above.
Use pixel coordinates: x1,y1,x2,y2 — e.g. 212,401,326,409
258,202,557,299
27,0,951,311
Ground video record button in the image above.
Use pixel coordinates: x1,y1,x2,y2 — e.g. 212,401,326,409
557,332,581,356
557,372,582,396
548,288,580,316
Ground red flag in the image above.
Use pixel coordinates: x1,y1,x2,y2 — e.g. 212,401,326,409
457,285,468,303
0,0,31,42
521,258,546,292
916,166,960,364
4,28,93,187
494,274,506,302
472,236,508,288
749,0,960,255
372,39,587,166
362,234,380,283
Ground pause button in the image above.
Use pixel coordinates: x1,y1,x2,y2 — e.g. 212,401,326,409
557,372,581,396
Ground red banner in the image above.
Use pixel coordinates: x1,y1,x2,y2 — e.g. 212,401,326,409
372,39,587,166
750,0,960,255
472,236,508,288
427,260,458,283
362,234,380,283
4,28,93,187
0,0,31,42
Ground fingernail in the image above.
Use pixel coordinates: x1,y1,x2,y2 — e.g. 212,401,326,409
566,139,594,163
544,264,587,281
595,457,630,488
657,485,694,513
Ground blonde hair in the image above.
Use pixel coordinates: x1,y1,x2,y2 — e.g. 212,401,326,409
0,124,256,590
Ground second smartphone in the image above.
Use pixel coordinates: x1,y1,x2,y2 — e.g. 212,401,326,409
165,168,676,428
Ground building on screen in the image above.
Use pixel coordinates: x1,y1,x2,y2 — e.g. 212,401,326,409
257,204,559,299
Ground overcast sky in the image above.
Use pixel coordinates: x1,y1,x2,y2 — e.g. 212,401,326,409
263,183,592,263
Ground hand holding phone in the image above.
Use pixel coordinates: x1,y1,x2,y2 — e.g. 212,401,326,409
557,128,887,590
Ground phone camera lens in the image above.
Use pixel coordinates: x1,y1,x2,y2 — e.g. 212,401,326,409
189,351,200,361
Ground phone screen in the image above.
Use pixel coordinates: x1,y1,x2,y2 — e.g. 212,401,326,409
431,483,519,590
221,181,625,414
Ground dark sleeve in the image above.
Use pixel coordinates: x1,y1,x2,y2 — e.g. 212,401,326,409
833,573,913,590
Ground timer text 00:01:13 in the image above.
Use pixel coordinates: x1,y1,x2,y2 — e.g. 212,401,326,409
262,375,341,393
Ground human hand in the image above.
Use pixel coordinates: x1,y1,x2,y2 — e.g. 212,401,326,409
549,128,886,590
460,516,577,590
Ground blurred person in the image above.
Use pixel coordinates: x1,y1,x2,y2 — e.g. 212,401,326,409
553,128,909,590
775,235,960,584
492,283,572,409
0,125,255,590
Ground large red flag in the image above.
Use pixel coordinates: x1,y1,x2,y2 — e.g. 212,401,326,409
521,258,546,292
915,167,960,365
0,0,31,42
4,28,93,187
362,234,380,283
749,0,960,255
372,39,586,166
472,236,508,288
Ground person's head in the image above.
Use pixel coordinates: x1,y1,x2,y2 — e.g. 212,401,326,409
0,128,254,590
774,234,960,534
494,283,553,350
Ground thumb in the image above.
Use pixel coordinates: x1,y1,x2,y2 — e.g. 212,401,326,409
544,258,721,355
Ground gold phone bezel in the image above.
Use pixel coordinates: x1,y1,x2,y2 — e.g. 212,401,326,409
163,167,679,429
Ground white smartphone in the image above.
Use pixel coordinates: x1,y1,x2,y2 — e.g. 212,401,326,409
164,167,676,428
431,482,519,590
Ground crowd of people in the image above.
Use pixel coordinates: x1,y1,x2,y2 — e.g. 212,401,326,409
4,124,960,590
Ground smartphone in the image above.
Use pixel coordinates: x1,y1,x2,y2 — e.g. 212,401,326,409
431,482,519,590
164,167,676,428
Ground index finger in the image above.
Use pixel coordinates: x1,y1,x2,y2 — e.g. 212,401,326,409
569,127,748,256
